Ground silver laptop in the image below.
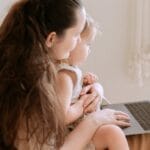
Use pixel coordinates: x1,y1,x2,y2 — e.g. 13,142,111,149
102,100,150,135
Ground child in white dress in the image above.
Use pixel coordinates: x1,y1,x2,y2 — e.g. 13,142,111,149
57,16,106,117
57,16,107,149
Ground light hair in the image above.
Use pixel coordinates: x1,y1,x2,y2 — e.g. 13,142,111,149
80,15,99,40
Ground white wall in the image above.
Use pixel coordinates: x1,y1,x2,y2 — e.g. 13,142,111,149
83,0,150,103
0,0,16,23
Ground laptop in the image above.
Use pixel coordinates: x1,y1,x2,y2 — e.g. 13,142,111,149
102,100,150,135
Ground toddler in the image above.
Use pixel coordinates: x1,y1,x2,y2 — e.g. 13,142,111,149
57,16,107,125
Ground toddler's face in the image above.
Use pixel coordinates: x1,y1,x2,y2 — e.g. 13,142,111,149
69,30,95,66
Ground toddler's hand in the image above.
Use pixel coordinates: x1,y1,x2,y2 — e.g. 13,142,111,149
79,85,102,113
80,83,105,111
83,94,100,114
83,72,98,86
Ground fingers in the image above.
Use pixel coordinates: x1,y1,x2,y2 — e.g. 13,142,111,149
84,96,100,113
79,94,90,101
114,111,131,127
87,109,131,128
102,109,131,127
80,85,93,95
80,87,101,113
115,120,131,128
83,91,98,107
84,72,98,82
114,111,130,118
115,114,130,121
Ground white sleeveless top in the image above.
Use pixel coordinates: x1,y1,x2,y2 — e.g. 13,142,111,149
57,63,82,100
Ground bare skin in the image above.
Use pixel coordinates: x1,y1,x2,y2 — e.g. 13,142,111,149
92,125,129,150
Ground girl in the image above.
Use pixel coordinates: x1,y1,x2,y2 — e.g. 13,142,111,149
69,16,110,110
57,17,105,125
0,0,130,149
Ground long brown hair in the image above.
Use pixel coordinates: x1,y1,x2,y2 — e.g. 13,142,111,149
0,0,83,149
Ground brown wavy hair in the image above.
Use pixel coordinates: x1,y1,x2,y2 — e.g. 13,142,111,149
0,0,82,149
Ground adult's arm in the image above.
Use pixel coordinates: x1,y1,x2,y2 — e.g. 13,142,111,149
60,108,130,150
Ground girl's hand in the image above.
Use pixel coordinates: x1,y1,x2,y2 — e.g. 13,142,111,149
80,83,104,98
83,72,98,86
88,109,131,128
80,84,102,113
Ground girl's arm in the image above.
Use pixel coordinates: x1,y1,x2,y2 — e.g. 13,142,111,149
57,70,84,124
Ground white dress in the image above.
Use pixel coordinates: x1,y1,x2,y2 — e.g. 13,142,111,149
57,63,83,101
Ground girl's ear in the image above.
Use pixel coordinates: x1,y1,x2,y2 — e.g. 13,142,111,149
45,32,57,48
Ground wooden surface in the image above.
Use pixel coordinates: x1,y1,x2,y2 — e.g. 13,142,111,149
127,134,150,150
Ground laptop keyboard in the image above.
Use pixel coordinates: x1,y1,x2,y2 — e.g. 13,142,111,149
125,101,150,130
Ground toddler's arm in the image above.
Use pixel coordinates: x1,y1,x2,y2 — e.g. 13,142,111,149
57,70,85,125
81,71,110,113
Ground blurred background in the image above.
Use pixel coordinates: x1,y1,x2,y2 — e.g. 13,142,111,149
82,0,150,103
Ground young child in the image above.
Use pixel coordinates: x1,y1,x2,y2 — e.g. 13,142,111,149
57,16,130,149
57,16,107,124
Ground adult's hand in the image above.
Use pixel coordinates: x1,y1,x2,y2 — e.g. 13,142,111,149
88,109,131,128
80,84,101,113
